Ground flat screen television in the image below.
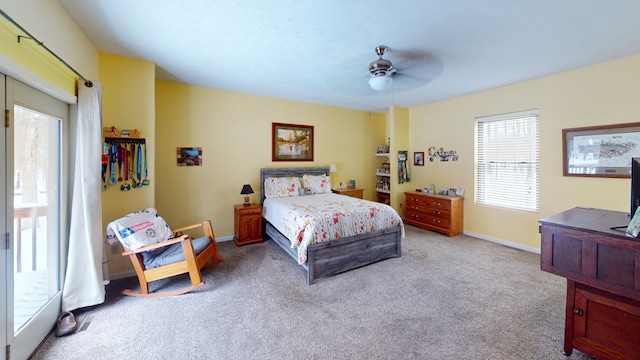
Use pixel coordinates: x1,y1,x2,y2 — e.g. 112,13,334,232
631,157,640,218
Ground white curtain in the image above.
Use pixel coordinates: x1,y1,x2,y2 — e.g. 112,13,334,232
61,80,105,312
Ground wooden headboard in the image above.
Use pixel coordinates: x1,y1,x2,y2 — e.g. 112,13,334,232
259,167,330,204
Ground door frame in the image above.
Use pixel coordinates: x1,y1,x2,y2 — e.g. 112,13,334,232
5,76,70,360
1,72,8,360
0,57,75,358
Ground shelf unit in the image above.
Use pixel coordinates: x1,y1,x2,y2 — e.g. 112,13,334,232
375,152,391,204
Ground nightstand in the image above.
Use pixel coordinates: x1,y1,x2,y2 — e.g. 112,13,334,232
233,203,263,247
332,187,364,199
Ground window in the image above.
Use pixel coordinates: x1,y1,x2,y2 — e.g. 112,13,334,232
475,110,539,212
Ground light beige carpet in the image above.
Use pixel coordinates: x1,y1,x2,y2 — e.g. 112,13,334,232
30,226,594,359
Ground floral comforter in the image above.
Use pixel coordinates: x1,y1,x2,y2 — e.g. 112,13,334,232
262,193,404,264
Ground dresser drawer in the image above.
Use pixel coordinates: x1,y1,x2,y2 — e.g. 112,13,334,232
405,210,426,222
406,203,428,214
406,195,430,207
426,198,451,211
424,214,451,229
237,207,262,217
425,207,450,219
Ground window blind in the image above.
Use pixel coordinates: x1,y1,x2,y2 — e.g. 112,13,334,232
476,110,539,212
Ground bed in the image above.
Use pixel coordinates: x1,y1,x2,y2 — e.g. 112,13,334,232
260,167,403,285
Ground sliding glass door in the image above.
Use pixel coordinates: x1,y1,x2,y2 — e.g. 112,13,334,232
4,75,69,360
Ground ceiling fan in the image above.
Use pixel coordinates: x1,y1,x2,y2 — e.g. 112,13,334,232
325,44,441,96
368,45,396,91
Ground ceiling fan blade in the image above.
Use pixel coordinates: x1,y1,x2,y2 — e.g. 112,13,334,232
391,52,444,92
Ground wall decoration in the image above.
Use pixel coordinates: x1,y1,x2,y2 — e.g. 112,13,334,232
102,137,147,191
177,147,202,166
398,151,410,184
563,122,640,178
428,147,458,162
272,123,314,161
414,152,424,166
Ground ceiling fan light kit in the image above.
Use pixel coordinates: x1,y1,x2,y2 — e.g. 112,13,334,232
368,45,395,91
369,75,393,91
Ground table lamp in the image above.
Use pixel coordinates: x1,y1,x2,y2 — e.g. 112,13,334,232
240,184,254,206
329,163,337,189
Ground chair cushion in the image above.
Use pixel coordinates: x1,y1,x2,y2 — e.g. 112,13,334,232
142,236,212,269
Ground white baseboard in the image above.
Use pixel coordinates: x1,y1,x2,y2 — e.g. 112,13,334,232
463,230,540,254
217,235,234,242
107,236,235,280
108,270,137,280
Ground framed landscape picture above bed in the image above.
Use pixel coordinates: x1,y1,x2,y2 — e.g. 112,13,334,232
272,123,314,161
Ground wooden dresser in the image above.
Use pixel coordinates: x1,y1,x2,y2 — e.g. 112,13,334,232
404,192,463,236
539,207,640,359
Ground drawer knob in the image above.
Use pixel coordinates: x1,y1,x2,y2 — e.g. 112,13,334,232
572,307,584,316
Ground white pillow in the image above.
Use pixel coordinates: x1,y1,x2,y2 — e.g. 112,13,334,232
302,174,332,195
105,208,174,250
264,177,302,198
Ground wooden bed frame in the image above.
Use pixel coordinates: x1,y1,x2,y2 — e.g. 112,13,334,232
260,167,402,285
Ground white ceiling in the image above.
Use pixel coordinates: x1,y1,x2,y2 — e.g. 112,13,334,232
58,0,640,113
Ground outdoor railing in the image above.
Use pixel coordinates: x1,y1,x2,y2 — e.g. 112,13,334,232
14,205,48,273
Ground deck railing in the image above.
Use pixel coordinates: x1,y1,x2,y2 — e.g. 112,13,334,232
14,205,48,273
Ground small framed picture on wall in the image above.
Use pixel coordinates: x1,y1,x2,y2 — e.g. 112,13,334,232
414,152,424,166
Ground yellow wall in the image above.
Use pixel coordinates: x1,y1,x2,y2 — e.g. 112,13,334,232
99,53,156,275
409,54,640,250
154,80,386,240
0,1,98,92
4,0,640,271
387,107,411,213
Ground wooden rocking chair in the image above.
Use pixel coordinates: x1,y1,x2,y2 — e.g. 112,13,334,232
119,220,222,297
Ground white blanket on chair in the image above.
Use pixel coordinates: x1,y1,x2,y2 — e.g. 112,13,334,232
106,208,174,250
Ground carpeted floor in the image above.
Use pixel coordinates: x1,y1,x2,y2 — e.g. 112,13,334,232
30,226,594,359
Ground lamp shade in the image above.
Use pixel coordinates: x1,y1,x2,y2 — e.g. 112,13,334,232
240,184,254,195
368,74,392,91
329,164,337,173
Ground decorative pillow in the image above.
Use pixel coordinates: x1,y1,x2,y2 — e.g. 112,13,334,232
105,207,174,250
264,177,302,198
302,174,332,195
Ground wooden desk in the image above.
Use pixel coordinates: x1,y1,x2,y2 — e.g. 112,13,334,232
539,207,640,359
332,187,363,199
